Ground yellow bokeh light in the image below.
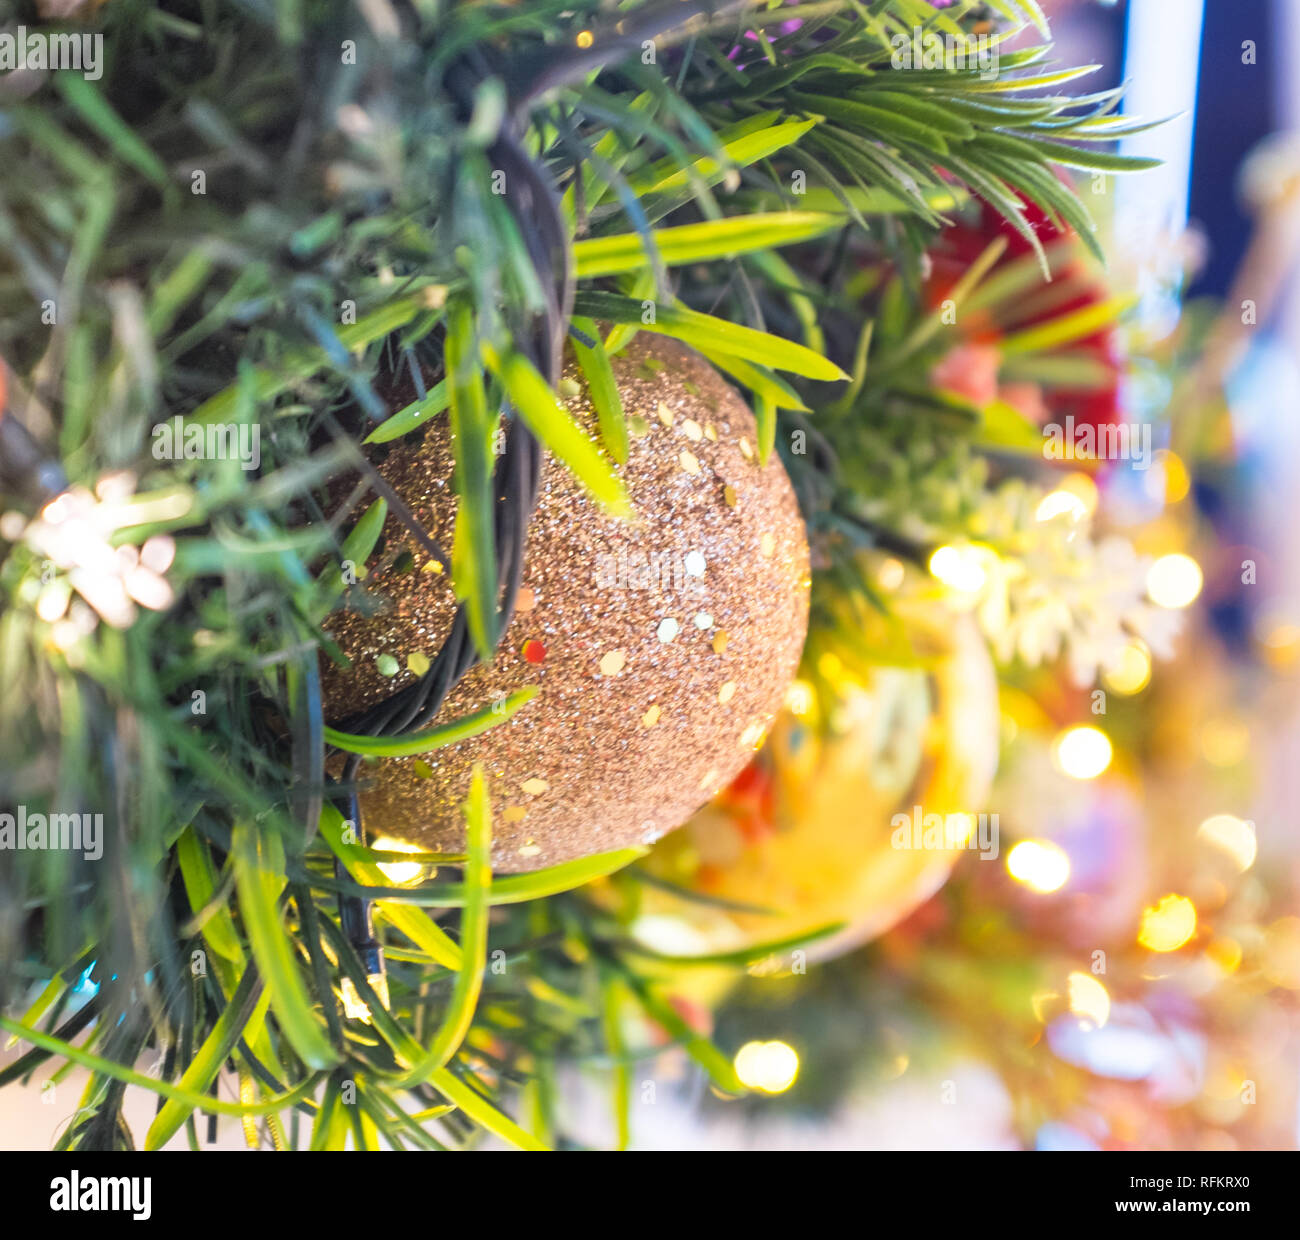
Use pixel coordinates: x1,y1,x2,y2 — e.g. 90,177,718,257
1006,839,1071,893
1138,894,1198,952
371,836,425,886
575,29,594,48
1147,553,1203,609
734,1040,800,1094
877,556,906,591
1053,725,1113,780
1067,971,1111,1029
1035,490,1088,524
817,651,843,681
946,812,977,848
929,543,994,594
1258,621,1300,669
784,679,814,717
1262,917,1300,990
1200,715,1250,767
1102,642,1152,695
1206,938,1242,975
1197,814,1257,872
1057,471,1099,517
1145,450,1191,504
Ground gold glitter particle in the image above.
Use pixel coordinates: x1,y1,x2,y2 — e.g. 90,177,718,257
642,704,661,727
679,450,701,475
712,630,730,655
521,778,549,796
761,532,776,557
599,649,628,677
422,559,444,575
739,722,765,750
516,586,536,612
718,680,738,705
723,484,738,508
407,650,430,676
517,840,542,858
681,418,703,442
739,437,754,462
413,759,434,779
657,401,674,427
629,414,650,437
657,617,680,643
705,424,718,442
503,806,528,823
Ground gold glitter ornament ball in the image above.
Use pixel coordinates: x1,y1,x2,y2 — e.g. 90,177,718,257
320,334,811,872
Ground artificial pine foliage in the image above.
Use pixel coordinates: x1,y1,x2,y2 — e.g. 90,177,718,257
0,0,1157,1149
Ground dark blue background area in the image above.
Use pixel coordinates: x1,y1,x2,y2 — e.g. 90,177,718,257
1186,0,1273,298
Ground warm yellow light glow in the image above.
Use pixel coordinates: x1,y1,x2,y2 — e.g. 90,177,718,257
1006,840,1070,893
877,556,906,591
1198,814,1257,872
1145,450,1191,504
1147,553,1203,609
784,679,814,717
734,1040,800,1094
575,29,594,48
1053,725,1113,780
1067,971,1110,1029
946,812,977,848
1206,938,1242,975
1103,642,1152,695
1200,715,1250,767
372,836,425,885
1058,471,1099,517
929,543,993,593
1030,989,1061,1023
817,651,843,680
1035,490,1088,524
341,973,390,1023
1262,917,1300,990
1138,894,1198,952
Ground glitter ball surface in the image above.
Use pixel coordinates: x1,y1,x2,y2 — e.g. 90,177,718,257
320,334,811,872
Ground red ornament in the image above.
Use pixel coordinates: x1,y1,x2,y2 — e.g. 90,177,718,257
521,639,547,665
924,191,1122,431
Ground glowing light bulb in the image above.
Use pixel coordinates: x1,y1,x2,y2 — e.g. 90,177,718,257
1006,840,1071,893
1138,894,1197,952
733,1040,799,1094
1052,726,1112,780
1147,553,1202,609
372,836,425,885
1195,814,1256,872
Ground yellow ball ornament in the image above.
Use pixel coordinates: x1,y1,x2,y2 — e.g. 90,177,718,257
618,582,1000,962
